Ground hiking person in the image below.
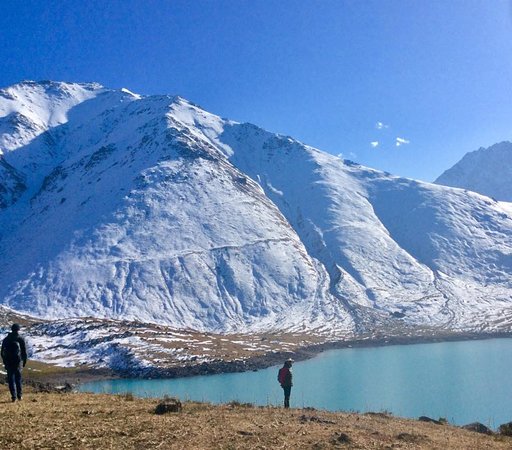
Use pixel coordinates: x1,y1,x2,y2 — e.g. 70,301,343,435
1,323,28,402
277,358,293,408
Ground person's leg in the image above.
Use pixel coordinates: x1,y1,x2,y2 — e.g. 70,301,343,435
283,386,291,408
14,368,22,400
6,368,17,401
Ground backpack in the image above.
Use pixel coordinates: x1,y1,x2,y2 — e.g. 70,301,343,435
3,337,22,366
278,367,289,385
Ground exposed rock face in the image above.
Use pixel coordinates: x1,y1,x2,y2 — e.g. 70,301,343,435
0,157,26,209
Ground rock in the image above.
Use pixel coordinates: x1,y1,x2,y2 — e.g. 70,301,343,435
299,415,336,424
365,412,391,419
29,381,73,394
418,416,443,425
331,432,351,443
154,397,182,414
55,383,74,393
461,422,493,435
237,430,254,436
498,421,512,436
396,432,426,443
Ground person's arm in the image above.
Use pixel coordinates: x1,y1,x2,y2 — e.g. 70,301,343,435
1,338,5,363
287,369,293,386
19,337,28,366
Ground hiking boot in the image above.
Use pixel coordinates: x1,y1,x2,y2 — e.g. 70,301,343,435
17,396,22,401
11,397,16,403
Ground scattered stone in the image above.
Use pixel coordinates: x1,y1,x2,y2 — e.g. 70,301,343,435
365,412,391,419
331,432,351,444
29,381,74,394
498,422,512,436
299,414,336,424
237,430,254,436
154,397,182,414
55,383,74,393
227,400,254,408
461,422,493,435
396,432,426,443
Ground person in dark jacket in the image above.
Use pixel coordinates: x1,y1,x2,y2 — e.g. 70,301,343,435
277,358,293,408
1,323,28,402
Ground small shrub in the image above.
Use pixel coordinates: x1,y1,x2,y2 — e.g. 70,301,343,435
122,392,134,401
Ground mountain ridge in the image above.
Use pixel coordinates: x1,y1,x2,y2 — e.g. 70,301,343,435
1,81,511,335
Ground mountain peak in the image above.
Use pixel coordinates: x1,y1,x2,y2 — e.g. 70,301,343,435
435,141,512,201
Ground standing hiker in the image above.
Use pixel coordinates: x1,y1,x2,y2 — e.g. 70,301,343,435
1,323,28,402
277,358,293,408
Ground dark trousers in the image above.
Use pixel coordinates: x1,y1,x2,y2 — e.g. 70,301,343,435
282,385,291,408
6,367,22,400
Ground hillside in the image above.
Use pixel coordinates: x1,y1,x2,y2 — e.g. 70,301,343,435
435,141,512,202
0,390,510,449
0,81,511,342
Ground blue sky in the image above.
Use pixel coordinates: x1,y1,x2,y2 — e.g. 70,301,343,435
1,0,511,181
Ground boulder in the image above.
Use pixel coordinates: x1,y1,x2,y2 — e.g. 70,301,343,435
154,397,182,414
498,422,512,436
461,422,493,435
418,416,443,425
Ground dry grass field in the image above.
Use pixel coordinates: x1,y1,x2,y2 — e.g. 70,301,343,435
0,389,510,449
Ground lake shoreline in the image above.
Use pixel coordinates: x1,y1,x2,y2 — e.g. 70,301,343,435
29,329,512,386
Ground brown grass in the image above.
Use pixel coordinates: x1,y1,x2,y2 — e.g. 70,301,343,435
0,389,510,449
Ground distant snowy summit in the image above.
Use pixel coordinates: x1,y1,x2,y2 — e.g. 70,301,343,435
1,80,512,336
435,141,512,202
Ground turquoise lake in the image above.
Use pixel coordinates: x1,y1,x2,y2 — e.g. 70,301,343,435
79,338,512,427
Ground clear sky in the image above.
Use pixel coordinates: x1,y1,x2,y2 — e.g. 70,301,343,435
1,0,512,181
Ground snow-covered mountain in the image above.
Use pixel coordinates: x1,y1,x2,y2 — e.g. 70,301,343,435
1,81,511,336
435,141,512,202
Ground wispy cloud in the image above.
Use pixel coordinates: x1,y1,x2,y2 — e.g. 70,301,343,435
375,121,389,130
395,137,410,147
370,141,379,148
337,152,357,160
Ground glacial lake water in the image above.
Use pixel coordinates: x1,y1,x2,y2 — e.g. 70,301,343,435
79,338,512,428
